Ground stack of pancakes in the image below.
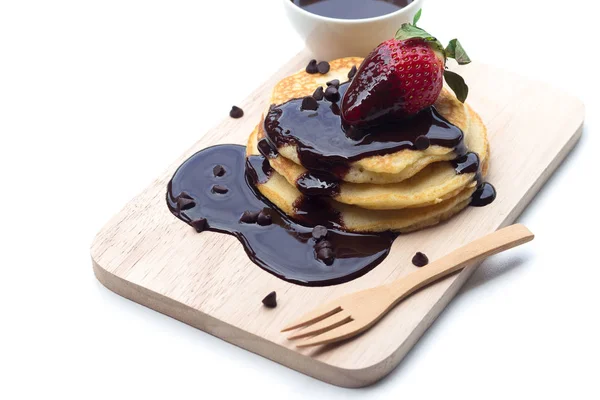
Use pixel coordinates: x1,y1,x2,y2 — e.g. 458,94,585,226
246,57,489,233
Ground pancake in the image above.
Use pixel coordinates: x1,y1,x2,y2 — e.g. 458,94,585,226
253,102,488,210
246,126,477,233
267,58,469,184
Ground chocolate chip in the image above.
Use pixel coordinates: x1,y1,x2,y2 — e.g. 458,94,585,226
177,196,195,210
317,61,330,74
178,192,193,200
312,86,324,100
257,138,278,158
240,210,259,224
305,59,318,74
212,164,225,177
257,210,272,226
190,218,207,232
212,185,228,194
326,79,340,88
262,291,277,308
312,225,328,240
412,252,429,267
415,135,431,150
348,65,357,79
229,106,244,119
315,240,333,252
301,96,319,111
324,86,340,102
317,247,335,265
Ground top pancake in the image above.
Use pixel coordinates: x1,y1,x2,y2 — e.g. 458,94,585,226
267,57,469,184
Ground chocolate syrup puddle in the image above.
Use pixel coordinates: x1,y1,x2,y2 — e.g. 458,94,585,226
167,144,396,287
264,81,466,177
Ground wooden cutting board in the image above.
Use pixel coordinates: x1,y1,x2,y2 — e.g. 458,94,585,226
91,51,583,388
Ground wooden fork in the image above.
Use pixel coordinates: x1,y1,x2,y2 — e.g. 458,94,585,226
282,224,534,347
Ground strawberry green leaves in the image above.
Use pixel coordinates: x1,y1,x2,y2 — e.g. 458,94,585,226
412,8,422,26
394,24,445,54
443,70,469,103
395,9,471,102
444,39,471,102
445,39,471,65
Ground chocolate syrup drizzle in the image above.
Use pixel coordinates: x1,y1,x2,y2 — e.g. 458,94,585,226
167,145,396,286
263,81,495,202
264,82,466,178
167,81,495,286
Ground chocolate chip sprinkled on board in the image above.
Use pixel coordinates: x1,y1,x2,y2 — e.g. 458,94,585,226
305,59,318,74
211,185,228,194
229,106,244,119
317,61,330,74
312,225,328,240
190,218,207,232
347,65,357,79
262,291,277,308
415,135,431,150
326,79,340,88
312,86,324,100
315,240,333,252
324,86,340,102
212,164,225,177
177,196,195,210
301,96,319,111
257,210,272,226
412,252,429,267
317,247,335,265
239,210,260,224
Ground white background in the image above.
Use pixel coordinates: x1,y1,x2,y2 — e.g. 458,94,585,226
1,0,599,398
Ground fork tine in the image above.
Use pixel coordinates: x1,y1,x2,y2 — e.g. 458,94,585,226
280,303,342,332
287,311,352,340
295,320,360,348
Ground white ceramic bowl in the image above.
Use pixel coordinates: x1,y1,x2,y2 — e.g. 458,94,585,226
283,0,425,60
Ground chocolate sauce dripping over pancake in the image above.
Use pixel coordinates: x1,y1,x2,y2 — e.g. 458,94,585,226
263,81,466,178
167,144,396,287
295,171,341,197
471,182,496,207
451,151,497,206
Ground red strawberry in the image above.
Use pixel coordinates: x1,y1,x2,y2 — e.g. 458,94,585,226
341,12,471,128
341,37,445,126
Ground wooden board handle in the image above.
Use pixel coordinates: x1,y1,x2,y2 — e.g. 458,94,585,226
384,224,535,302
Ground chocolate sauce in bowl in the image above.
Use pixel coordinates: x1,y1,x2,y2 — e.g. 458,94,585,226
167,144,396,287
291,0,414,20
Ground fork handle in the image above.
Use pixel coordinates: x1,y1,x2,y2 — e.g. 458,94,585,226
384,224,534,303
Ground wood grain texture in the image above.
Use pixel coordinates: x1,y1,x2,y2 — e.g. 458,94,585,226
285,224,535,347
91,50,584,388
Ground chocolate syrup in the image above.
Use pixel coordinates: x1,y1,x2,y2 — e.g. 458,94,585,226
452,152,480,175
471,182,497,207
296,171,340,197
264,82,466,178
291,0,414,20
167,145,397,286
